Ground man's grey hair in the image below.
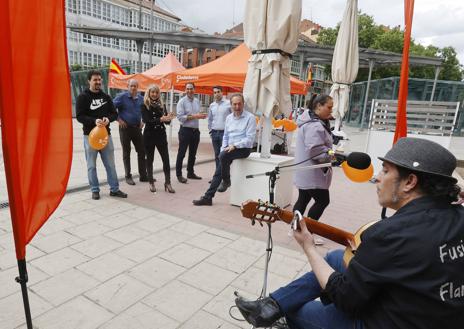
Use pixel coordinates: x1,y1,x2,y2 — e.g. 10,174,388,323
128,79,138,87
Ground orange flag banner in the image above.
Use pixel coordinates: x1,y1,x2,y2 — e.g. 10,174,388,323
0,0,73,260
394,0,415,144
110,58,127,75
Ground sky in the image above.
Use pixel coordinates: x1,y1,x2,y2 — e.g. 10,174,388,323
157,0,464,66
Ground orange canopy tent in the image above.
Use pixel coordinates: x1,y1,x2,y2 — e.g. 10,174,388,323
173,43,308,95
109,52,185,91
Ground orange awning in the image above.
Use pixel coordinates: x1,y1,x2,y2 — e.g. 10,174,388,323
173,43,308,95
109,52,185,91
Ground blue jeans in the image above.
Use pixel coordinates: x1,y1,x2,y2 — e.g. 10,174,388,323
271,250,363,329
83,135,119,193
210,130,224,170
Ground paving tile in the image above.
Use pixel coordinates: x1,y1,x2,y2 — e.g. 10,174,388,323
0,264,49,299
0,217,12,233
60,200,99,213
30,231,82,254
85,274,153,314
97,212,140,229
205,247,259,274
128,256,186,289
143,228,191,254
30,248,89,276
99,302,179,329
230,266,290,296
31,296,113,329
203,286,252,329
76,252,136,282
254,251,307,279
92,201,136,216
30,268,99,306
38,217,76,236
121,207,165,220
115,239,164,263
207,227,241,241
65,221,113,239
228,236,268,257
70,235,123,258
185,231,233,252
61,209,105,225
170,220,209,237
158,243,211,268
178,262,239,295
0,291,52,329
143,280,212,323
179,310,242,329
103,225,150,244
135,216,181,234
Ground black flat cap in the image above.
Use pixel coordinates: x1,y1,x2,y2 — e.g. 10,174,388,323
378,137,457,183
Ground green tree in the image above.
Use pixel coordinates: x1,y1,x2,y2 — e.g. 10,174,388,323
438,47,464,81
70,64,83,71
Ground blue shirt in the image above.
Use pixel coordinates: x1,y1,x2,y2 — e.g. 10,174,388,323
113,91,143,126
221,110,257,151
176,95,201,129
208,99,231,131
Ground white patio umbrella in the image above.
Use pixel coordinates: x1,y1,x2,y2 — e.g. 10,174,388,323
330,0,359,135
243,0,302,158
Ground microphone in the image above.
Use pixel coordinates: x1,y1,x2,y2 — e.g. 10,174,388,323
330,151,371,170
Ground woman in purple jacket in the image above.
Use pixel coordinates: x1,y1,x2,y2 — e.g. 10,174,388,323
293,94,334,229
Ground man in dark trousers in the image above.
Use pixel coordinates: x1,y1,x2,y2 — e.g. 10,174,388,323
193,93,256,206
235,137,464,329
76,70,127,200
113,79,147,185
175,83,207,183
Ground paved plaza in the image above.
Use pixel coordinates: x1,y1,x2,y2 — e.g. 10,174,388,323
0,120,463,328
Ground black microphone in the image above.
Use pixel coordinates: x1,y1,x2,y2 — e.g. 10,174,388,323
331,151,371,170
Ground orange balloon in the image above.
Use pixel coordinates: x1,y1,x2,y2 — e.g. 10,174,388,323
88,126,109,150
273,119,283,128
282,119,297,132
341,162,374,183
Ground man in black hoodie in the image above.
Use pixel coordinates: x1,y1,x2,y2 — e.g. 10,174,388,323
76,70,127,200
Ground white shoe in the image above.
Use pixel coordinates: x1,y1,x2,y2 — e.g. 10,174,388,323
314,237,324,246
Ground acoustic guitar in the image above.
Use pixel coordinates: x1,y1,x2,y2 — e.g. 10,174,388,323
240,200,377,266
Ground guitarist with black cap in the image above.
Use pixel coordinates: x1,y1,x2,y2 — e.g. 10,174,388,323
236,137,464,329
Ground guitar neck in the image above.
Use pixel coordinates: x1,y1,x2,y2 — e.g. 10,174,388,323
278,209,354,247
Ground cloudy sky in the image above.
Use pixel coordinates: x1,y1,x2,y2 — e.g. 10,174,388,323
157,0,464,65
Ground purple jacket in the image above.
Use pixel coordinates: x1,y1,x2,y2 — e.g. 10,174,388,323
293,110,333,190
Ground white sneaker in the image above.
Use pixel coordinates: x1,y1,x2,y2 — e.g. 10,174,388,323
314,237,324,246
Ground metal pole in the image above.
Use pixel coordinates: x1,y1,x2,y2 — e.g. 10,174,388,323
138,0,142,30
169,86,174,148
360,59,375,130
16,259,33,329
149,0,154,66
430,66,440,103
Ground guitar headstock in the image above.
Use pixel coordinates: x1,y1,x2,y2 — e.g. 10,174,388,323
240,200,281,226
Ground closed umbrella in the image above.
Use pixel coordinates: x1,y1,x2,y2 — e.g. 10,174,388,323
330,0,359,135
243,0,302,158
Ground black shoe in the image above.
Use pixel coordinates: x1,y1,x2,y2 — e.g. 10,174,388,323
235,296,282,328
139,176,149,182
192,197,212,206
187,173,202,180
177,176,188,184
91,192,100,200
110,190,128,198
125,176,136,185
217,180,231,193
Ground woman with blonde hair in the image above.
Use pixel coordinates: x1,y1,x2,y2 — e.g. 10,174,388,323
141,84,175,193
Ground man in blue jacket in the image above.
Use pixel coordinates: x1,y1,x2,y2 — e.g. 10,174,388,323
113,79,147,185
236,138,464,329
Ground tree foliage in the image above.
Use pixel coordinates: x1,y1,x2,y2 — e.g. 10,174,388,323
316,12,463,81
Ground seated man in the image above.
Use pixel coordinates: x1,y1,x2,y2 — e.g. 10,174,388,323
236,137,464,329
193,93,256,206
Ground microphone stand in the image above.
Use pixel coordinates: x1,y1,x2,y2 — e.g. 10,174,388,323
244,161,332,329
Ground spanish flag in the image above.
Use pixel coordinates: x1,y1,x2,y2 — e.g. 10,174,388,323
110,58,126,75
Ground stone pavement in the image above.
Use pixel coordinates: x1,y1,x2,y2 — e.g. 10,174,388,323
0,119,463,328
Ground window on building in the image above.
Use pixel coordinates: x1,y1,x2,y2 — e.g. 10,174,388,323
92,0,101,18
83,33,92,43
102,2,111,21
66,0,79,14
82,0,92,16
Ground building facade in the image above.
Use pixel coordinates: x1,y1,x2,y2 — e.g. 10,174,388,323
65,0,182,72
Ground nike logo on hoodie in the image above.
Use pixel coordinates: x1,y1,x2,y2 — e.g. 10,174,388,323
90,99,107,110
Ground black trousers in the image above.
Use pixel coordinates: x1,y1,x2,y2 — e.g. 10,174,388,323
293,188,330,221
176,126,200,177
144,129,171,184
119,126,147,179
